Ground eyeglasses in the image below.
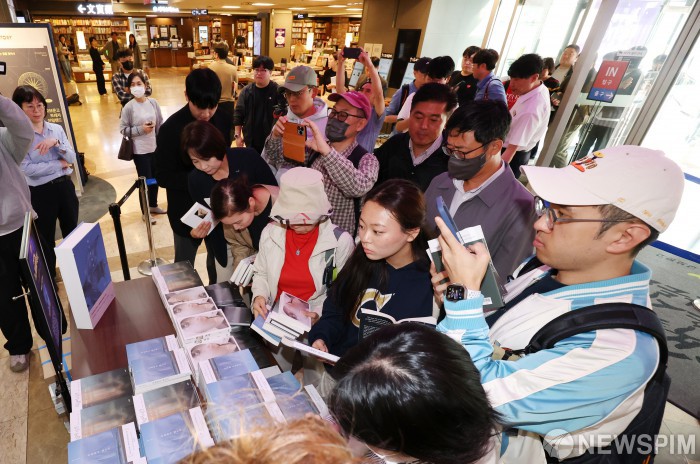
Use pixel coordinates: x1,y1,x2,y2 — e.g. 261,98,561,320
253,68,269,74
24,103,45,112
442,142,488,160
328,108,366,122
283,88,311,99
534,197,632,230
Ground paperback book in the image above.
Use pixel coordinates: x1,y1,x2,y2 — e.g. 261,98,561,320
359,308,437,340
180,202,219,235
133,380,201,428
55,222,114,329
71,368,133,411
184,336,241,373
211,401,286,442
280,337,340,364
250,315,282,347
174,308,231,345
140,408,214,463
205,282,251,326
151,261,204,297
169,298,219,322
67,422,145,464
203,374,264,421
427,224,505,310
129,347,192,395
69,396,136,441
197,349,259,386
125,335,179,364
164,287,209,306
229,254,256,287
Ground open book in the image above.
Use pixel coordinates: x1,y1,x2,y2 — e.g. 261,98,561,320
427,224,505,310
180,201,219,235
359,308,436,340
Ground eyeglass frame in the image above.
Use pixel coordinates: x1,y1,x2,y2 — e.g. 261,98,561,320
283,87,312,99
534,196,632,230
328,107,366,122
442,141,490,160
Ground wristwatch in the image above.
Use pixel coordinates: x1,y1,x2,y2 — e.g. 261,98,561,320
445,283,481,302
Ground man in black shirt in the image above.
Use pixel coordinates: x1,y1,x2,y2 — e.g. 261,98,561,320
155,68,232,276
449,45,480,107
233,55,284,155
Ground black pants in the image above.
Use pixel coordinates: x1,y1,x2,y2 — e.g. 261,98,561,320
173,233,217,285
132,152,159,213
577,124,614,160
0,227,33,355
507,147,536,180
93,67,107,95
217,101,235,142
30,176,79,276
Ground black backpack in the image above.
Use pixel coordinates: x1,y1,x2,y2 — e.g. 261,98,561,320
510,303,670,463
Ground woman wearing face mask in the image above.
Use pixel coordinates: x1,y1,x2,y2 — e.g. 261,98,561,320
119,71,164,223
128,34,143,70
309,179,439,392
209,177,279,276
184,120,277,283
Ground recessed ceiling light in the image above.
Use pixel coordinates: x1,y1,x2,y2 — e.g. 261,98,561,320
327,4,345,7
222,5,241,8
289,7,306,10
251,2,274,5
347,8,362,11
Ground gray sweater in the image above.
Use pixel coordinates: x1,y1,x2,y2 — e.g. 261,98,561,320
0,95,35,235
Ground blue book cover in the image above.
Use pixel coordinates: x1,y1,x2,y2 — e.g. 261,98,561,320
215,403,274,440
68,428,126,464
266,371,301,396
126,337,168,364
204,376,261,418
130,351,178,387
137,380,200,424
141,412,201,463
276,393,318,421
78,396,136,439
210,349,258,381
73,223,112,312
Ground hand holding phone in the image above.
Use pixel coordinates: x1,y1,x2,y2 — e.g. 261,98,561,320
436,196,465,245
282,122,307,163
343,47,361,60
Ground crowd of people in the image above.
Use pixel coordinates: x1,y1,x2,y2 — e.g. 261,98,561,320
0,39,687,463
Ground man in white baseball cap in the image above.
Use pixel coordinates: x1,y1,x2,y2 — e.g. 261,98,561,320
430,145,684,462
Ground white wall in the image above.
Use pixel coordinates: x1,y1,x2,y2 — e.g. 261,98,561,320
421,0,493,62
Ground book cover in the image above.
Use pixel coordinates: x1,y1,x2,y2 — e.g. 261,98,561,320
164,287,209,306
55,222,114,329
427,224,505,310
170,298,218,319
125,335,178,364
130,348,191,394
266,371,302,396
175,308,230,345
204,281,243,308
140,408,213,464
213,402,284,441
71,368,132,411
209,349,259,382
280,338,340,364
250,315,281,346
151,262,204,295
222,305,253,327
180,202,219,235
359,308,436,341
185,336,240,372
230,328,275,369
270,292,312,333
203,375,263,418
68,422,142,464
70,396,136,441
276,392,318,421
133,380,201,427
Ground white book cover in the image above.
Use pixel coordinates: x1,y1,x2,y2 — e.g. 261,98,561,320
55,222,114,329
180,202,219,235
174,308,230,346
280,338,339,364
184,336,241,374
229,254,256,286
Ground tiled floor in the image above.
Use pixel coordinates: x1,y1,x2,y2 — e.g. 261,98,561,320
0,67,697,463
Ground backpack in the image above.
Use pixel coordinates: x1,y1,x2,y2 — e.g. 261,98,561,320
399,83,411,109
322,225,348,289
499,302,670,463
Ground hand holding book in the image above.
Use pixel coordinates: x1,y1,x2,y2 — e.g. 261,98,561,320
435,217,491,291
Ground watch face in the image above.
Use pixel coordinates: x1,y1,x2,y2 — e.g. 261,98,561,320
446,284,465,302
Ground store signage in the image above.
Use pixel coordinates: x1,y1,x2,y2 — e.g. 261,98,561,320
192,9,208,15
76,3,114,15
153,5,180,12
274,28,285,48
294,13,307,19
587,60,630,103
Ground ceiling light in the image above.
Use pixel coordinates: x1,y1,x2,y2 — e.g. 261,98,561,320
347,8,362,11
327,4,345,7
289,7,306,10
222,5,241,8
251,2,274,5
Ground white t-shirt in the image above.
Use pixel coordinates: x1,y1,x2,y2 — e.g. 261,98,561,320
504,83,551,152
395,92,415,132
130,99,157,155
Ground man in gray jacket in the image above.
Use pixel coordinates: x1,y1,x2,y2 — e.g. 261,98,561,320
0,93,37,372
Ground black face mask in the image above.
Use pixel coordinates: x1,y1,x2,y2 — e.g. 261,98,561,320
325,118,349,143
447,150,488,180
122,61,134,71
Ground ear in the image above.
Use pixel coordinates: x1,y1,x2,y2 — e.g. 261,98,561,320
355,117,368,132
487,139,504,155
311,87,319,99
605,223,651,255
184,90,189,102
405,227,420,242
248,196,256,211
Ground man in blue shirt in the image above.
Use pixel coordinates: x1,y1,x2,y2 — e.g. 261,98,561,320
473,49,507,107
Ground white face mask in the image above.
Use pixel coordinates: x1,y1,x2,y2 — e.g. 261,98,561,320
130,86,146,98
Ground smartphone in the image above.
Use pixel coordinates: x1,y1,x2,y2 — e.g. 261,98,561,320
436,196,465,245
282,122,307,163
343,47,361,60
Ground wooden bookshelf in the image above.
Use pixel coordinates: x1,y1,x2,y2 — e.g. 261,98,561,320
37,17,129,51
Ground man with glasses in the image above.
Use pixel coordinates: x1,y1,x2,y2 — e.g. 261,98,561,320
233,55,284,154
376,83,457,191
425,100,536,279
431,146,684,462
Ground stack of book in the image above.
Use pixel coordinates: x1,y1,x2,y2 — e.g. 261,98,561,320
140,407,214,463
197,349,260,387
204,282,251,327
250,292,312,346
151,262,204,309
69,396,137,442
183,335,241,375
67,422,145,463
229,254,255,286
70,368,133,412
126,335,192,395
133,380,201,428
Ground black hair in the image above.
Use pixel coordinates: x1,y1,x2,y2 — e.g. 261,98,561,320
565,44,581,54
427,55,455,79
542,57,555,74
111,31,118,37
12,85,47,115
463,45,480,58
252,55,274,71
210,177,254,220
329,323,501,464
370,56,380,68
445,100,511,144
185,68,222,109
214,46,228,60
507,53,544,79
472,49,499,71
181,120,227,163
411,82,458,113
89,36,97,44
126,71,147,88
595,205,659,257
414,57,431,74
58,34,66,41
129,34,136,45
115,48,133,60
331,180,430,323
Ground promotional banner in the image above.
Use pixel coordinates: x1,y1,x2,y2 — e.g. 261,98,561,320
274,28,286,48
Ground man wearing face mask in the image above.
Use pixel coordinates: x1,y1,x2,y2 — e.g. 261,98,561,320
300,91,379,235
112,48,151,107
424,100,536,279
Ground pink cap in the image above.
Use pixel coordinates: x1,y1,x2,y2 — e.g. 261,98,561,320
328,91,372,119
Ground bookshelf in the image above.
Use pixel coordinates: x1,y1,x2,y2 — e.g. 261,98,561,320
292,19,330,43
38,17,129,51
348,20,361,45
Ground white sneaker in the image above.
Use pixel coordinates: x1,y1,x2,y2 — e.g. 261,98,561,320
142,214,156,225
10,352,30,373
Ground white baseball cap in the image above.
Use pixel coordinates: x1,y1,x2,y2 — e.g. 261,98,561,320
521,145,684,232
